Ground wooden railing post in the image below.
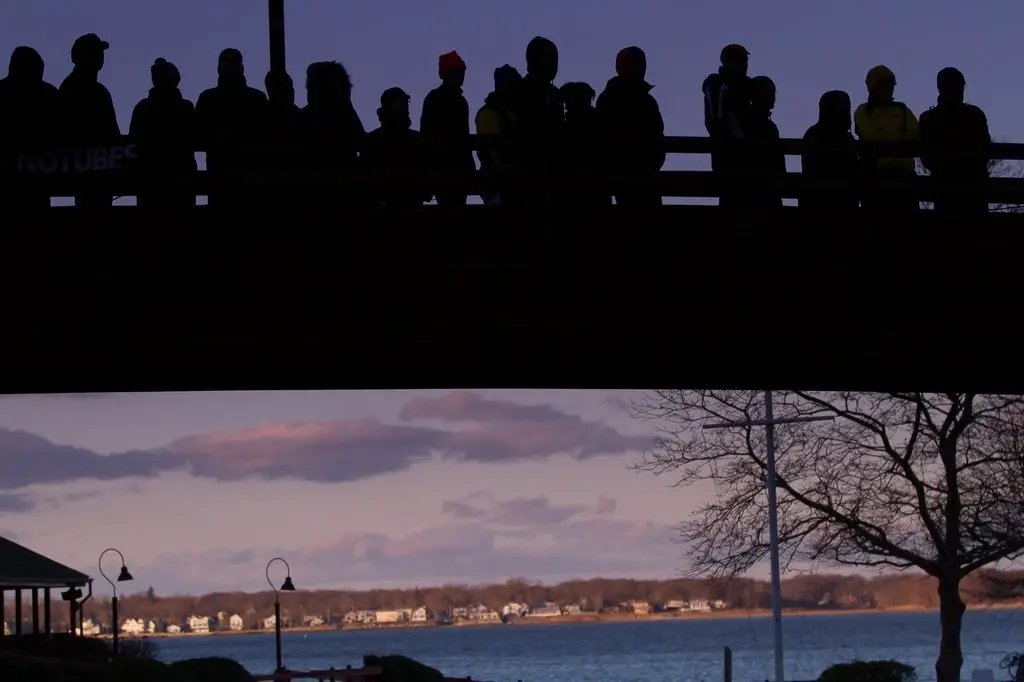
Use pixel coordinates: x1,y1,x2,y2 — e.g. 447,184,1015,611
724,646,733,682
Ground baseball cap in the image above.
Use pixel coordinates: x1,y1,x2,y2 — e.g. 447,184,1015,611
72,33,109,59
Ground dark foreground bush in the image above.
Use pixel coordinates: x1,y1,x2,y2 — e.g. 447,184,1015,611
819,660,917,682
169,656,253,682
1001,653,1023,682
0,634,109,661
364,654,445,682
0,653,188,682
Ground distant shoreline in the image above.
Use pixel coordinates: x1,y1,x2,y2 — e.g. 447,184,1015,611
110,602,1024,640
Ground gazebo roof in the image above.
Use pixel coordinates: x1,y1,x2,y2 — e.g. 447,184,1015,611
0,536,90,589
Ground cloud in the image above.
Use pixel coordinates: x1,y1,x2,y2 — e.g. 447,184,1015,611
134,518,678,593
0,492,34,513
442,493,588,526
0,392,653,491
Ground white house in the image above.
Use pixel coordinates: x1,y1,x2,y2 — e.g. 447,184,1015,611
3,621,9,635
502,602,527,617
527,602,561,617
186,615,210,633
687,599,711,612
411,607,431,622
79,618,102,636
303,616,324,627
166,624,182,634
712,599,727,610
663,600,686,611
229,614,244,631
630,600,651,615
375,610,402,624
562,604,582,615
146,620,156,634
121,618,146,635
263,614,277,630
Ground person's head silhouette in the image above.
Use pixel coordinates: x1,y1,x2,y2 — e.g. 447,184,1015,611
719,44,749,79
306,61,352,106
438,51,466,88
936,67,966,105
493,64,522,96
615,47,647,83
377,87,411,130
751,75,776,113
526,37,558,82
150,58,181,90
865,65,896,103
71,33,109,74
8,46,44,82
818,90,852,130
560,82,595,117
265,70,295,106
218,48,245,83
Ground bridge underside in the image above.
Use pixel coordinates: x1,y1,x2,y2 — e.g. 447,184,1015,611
4,206,1021,393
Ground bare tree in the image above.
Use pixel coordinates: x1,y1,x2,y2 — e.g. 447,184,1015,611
633,392,1024,682
917,142,1024,213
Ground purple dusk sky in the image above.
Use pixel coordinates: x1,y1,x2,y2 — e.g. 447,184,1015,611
6,0,1024,161
0,390,709,595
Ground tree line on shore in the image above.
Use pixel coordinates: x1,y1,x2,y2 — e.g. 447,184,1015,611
57,569,1023,628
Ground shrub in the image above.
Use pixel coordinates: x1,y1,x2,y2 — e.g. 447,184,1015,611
0,634,109,661
363,654,445,682
0,653,195,682
168,656,253,682
819,660,917,682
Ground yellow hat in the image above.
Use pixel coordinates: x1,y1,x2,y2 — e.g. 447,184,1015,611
866,65,895,91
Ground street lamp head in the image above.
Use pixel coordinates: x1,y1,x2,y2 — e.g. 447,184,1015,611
280,576,296,592
117,565,134,582
61,586,82,601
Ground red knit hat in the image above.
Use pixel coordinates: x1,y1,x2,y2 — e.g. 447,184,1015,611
438,51,466,78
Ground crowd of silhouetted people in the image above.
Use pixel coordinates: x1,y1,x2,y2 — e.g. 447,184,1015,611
0,33,996,212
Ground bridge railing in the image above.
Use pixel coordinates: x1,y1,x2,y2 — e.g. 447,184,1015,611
3,135,1023,204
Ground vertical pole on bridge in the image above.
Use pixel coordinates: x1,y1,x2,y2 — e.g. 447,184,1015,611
268,0,286,74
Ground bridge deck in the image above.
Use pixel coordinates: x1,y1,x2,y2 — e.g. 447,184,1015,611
2,205,1020,393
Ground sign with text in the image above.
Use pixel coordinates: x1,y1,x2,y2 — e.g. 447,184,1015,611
5,144,139,175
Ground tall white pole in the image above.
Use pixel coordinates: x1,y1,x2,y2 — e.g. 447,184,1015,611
764,390,785,682
703,392,833,682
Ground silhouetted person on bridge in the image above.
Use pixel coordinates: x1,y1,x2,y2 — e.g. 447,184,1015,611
195,48,269,208
854,65,920,211
421,51,475,207
741,75,785,208
300,61,365,207
475,65,523,206
800,90,859,210
596,46,665,208
58,33,120,207
703,44,753,208
129,58,196,208
263,70,303,206
516,37,563,205
919,67,991,216
561,81,610,207
362,87,431,208
0,46,60,208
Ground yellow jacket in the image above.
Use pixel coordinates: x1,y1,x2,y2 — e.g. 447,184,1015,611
474,105,520,174
854,101,920,173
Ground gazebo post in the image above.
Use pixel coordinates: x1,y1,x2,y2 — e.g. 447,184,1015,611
0,588,5,638
31,588,39,635
14,589,22,635
44,589,51,635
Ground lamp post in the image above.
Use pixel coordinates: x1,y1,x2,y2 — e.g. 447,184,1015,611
98,549,133,656
703,390,834,682
266,557,296,673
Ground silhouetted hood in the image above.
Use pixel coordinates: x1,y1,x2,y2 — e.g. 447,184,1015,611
604,75,653,94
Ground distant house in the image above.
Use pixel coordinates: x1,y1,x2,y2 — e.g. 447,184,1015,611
712,599,727,610
687,599,711,613
166,624,182,634
527,602,561,618
562,604,582,615
229,614,244,631
121,618,146,635
502,602,527,617
663,600,686,611
79,618,102,636
3,621,9,635
263,614,277,630
186,615,210,633
375,610,402,624
630,601,651,615
452,607,469,620
303,616,325,627
411,607,431,623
